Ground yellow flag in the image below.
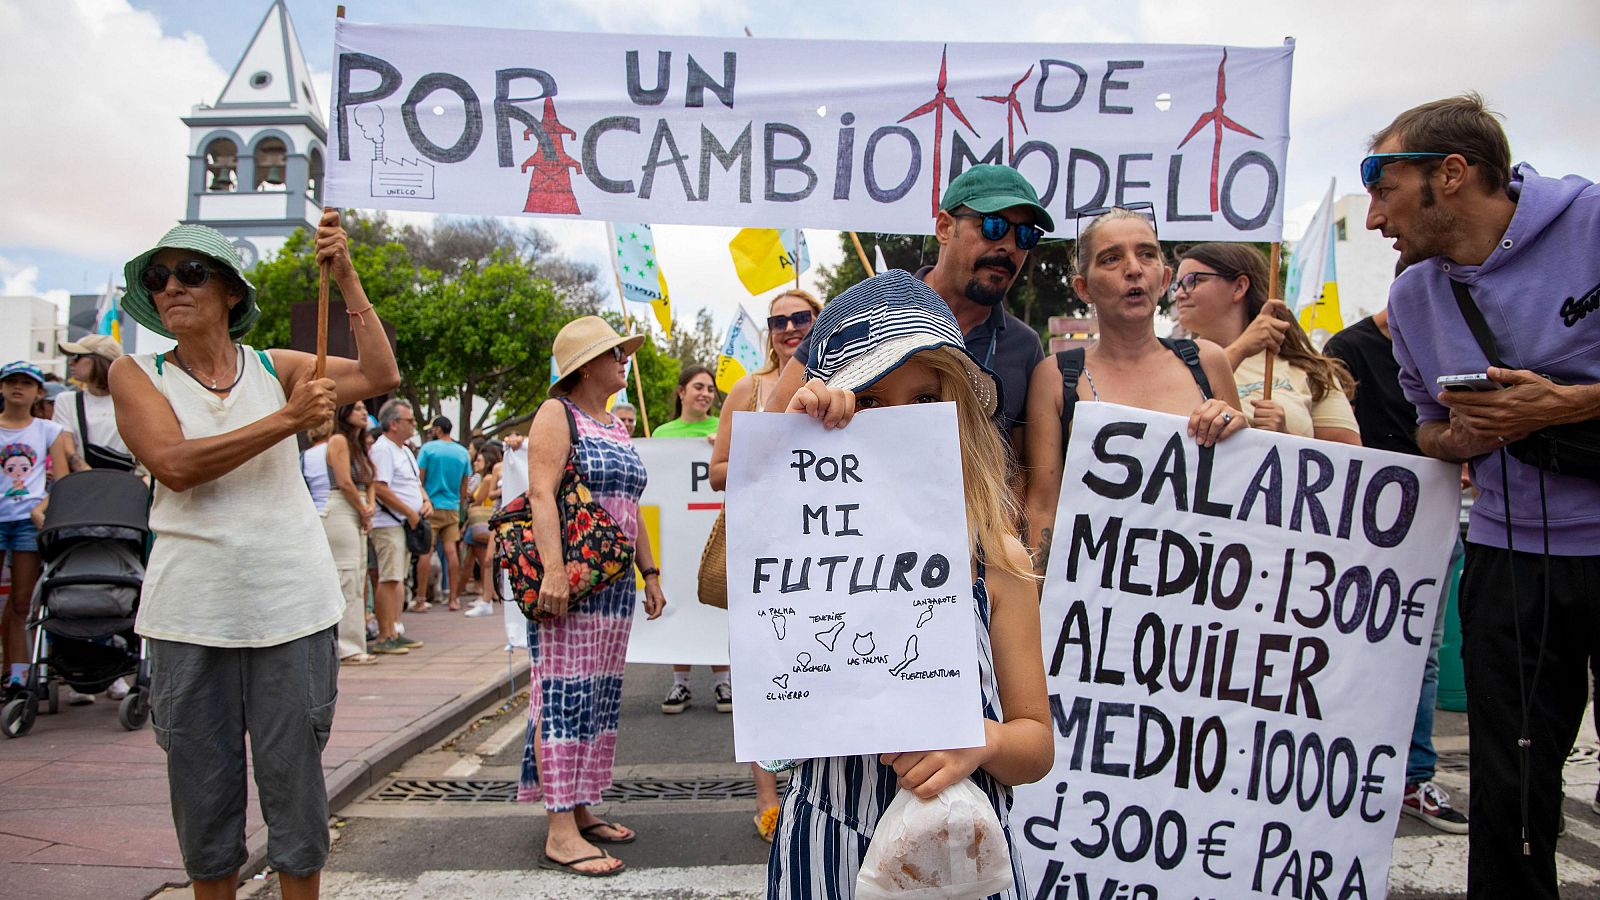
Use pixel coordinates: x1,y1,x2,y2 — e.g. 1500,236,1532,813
1300,280,1344,336
651,266,672,338
728,228,810,295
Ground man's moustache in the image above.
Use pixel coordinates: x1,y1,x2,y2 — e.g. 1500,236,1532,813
975,257,1016,275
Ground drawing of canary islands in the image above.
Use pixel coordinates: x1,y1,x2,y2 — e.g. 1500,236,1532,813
353,105,436,200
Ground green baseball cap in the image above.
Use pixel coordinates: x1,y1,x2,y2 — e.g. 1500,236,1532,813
122,224,259,340
939,164,1055,233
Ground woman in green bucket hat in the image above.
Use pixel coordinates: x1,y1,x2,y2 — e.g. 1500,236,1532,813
109,211,400,898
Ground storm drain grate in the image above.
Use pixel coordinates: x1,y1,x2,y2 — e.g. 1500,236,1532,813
373,778,763,803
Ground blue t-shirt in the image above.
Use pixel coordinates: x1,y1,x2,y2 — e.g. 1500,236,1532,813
416,439,472,510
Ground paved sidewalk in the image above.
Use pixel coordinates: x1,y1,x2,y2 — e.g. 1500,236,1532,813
0,604,527,900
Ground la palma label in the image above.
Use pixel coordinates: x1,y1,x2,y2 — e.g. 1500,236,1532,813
1013,403,1459,900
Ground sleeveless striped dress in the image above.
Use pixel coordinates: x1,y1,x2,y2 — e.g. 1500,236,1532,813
518,398,647,811
766,561,1029,898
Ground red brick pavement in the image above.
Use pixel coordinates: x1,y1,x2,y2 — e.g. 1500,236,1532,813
0,607,527,900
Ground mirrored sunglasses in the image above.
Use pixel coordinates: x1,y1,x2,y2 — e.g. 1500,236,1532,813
767,310,815,332
1359,152,1468,187
139,259,218,293
950,212,1043,250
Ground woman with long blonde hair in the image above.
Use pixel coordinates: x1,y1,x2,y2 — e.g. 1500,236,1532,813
771,270,1049,897
702,287,822,840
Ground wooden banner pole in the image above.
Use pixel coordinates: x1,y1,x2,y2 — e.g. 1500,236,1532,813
315,6,347,380
1262,241,1282,401
849,231,875,277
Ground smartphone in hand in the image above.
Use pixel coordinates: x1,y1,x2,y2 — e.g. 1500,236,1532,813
1436,373,1502,392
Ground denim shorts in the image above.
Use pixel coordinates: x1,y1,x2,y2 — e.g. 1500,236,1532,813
0,518,38,553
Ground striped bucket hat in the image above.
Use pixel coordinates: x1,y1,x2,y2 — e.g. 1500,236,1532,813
122,224,259,340
805,269,1000,416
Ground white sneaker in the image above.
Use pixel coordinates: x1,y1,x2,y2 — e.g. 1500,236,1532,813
107,677,130,700
465,600,495,618
64,687,96,706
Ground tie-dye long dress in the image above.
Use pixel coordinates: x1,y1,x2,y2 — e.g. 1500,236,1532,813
518,398,647,811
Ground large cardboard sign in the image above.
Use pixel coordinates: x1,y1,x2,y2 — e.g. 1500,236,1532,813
1013,403,1458,900
625,437,728,666
327,22,1293,240
724,403,985,762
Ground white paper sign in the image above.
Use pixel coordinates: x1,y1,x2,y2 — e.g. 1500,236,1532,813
327,22,1293,240
724,403,985,762
625,437,729,666
1013,403,1459,899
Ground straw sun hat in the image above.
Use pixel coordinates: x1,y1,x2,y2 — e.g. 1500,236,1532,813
549,316,645,396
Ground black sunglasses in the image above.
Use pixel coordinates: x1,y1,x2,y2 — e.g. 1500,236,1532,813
949,211,1043,250
767,310,814,332
139,260,218,293
1073,202,1159,242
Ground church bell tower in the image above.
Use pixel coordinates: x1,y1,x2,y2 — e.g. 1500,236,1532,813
181,1,325,269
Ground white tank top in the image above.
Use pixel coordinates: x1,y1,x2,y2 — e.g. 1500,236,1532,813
302,442,331,511
129,347,343,647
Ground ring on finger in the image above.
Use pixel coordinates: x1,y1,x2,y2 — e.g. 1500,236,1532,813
1222,413,1234,425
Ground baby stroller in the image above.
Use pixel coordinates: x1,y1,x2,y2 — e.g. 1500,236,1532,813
1,470,151,738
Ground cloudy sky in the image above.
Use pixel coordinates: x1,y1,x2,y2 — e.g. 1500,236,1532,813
2,0,1595,334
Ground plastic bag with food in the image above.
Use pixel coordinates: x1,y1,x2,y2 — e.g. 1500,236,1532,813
856,780,1013,899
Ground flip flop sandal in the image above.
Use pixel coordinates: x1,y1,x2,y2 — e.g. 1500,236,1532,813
539,851,625,877
579,821,636,845
755,806,780,843
341,654,380,666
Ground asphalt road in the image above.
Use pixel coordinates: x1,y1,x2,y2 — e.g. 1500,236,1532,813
242,665,1600,899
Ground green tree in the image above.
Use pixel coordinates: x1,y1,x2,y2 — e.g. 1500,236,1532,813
665,307,721,371
250,211,606,433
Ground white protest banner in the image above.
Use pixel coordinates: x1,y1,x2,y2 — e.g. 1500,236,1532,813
327,22,1293,240
625,437,728,666
724,403,985,762
1013,404,1459,899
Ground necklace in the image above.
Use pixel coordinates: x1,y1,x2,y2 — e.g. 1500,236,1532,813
170,344,244,394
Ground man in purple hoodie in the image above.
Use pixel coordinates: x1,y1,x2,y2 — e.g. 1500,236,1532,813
1368,93,1600,898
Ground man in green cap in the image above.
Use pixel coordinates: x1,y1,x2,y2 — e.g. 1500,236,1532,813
920,163,1053,447
774,164,1052,450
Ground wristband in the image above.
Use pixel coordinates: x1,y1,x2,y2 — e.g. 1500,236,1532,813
640,567,661,579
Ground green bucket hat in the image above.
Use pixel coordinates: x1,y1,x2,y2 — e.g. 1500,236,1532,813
122,224,259,340
939,164,1056,232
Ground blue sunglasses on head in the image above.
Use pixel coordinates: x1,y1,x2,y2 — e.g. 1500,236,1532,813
1360,152,1473,187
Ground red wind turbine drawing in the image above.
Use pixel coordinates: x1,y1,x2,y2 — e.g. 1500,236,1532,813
980,64,1035,162
521,97,583,215
899,45,980,216
1177,49,1262,212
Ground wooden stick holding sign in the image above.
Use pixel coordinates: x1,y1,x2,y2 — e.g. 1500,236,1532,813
849,232,875,277
315,5,347,380
1261,241,1282,401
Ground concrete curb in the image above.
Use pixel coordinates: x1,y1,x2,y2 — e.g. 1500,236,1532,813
235,658,530,885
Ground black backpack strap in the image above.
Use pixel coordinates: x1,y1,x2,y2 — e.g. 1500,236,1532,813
75,389,91,446
1162,337,1214,400
1054,348,1086,453
560,398,580,445
1449,280,1509,369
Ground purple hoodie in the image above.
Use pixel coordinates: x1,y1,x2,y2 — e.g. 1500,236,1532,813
1388,164,1600,555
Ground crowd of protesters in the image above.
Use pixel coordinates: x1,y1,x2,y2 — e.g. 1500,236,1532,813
3,91,1595,900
